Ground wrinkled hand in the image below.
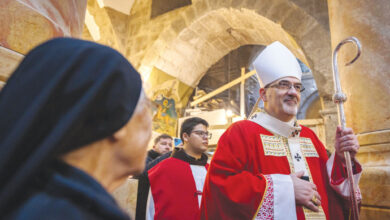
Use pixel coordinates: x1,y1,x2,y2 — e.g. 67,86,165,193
335,126,359,163
290,171,321,212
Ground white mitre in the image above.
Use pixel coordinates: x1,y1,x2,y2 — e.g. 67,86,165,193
253,41,302,87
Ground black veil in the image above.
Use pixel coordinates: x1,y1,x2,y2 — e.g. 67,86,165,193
0,38,142,214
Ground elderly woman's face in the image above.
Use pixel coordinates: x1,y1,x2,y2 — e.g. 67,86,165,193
119,93,152,175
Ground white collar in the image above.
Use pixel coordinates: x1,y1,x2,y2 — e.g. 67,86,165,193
249,110,301,138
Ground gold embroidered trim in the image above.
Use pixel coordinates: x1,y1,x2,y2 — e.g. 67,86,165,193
300,138,319,158
252,175,269,220
260,135,287,157
301,141,326,220
259,134,325,219
282,137,295,173
303,207,327,220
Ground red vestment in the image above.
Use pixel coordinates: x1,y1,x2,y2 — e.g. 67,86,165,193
148,155,208,220
200,119,361,220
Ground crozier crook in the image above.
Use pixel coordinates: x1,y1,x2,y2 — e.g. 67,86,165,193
332,36,362,220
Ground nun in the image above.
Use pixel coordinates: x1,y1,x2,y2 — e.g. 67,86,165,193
0,38,152,219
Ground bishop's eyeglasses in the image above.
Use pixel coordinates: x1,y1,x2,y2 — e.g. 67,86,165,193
266,80,305,92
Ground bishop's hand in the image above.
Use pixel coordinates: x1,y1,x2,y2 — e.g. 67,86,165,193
290,171,321,212
335,126,360,163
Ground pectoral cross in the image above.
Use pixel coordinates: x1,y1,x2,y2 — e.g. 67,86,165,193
294,153,302,162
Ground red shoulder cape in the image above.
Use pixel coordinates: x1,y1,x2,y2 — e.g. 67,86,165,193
149,157,208,220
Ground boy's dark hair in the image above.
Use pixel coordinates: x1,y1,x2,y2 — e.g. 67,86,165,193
180,117,209,142
154,134,172,145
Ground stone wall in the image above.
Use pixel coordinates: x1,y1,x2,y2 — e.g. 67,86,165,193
328,0,390,218
123,0,333,96
109,1,339,147
84,0,333,95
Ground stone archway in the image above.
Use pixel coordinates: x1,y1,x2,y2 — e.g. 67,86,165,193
128,0,333,99
142,8,308,87
120,0,337,149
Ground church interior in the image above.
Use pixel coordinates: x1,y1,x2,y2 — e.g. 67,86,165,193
0,0,389,219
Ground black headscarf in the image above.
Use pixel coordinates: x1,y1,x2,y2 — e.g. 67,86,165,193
0,38,142,215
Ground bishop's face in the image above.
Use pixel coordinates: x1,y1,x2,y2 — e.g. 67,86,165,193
261,76,302,122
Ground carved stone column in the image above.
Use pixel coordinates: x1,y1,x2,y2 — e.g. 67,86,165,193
319,98,338,151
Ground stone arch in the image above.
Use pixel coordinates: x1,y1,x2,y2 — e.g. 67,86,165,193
142,8,307,86
135,0,333,99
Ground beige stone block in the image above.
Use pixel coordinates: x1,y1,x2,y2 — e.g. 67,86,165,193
170,17,187,34
178,28,196,42
231,0,245,8
184,7,196,24
237,29,258,44
112,178,138,219
266,1,294,23
202,13,231,33
210,39,230,54
189,22,209,39
193,0,209,18
159,28,177,43
360,206,390,220
319,106,338,150
173,40,196,58
291,0,329,28
105,8,130,41
241,0,258,9
360,183,390,208
282,8,317,38
359,166,390,207
207,0,220,9
215,0,232,8
358,130,390,147
254,0,273,16
222,9,248,29
217,32,240,49
357,146,390,167
129,22,142,36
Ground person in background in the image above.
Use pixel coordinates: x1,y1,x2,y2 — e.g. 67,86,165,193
0,38,152,219
136,134,172,220
146,134,173,164
146,117,210,220
135,136,187,220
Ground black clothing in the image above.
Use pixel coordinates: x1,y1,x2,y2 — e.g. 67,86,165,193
146,149,161,164
171,148,208,166
0,38,142,218
8,161,129,220
145,149,175,171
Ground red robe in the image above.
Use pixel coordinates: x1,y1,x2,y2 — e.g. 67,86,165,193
148,156,208,220
200,119,361,220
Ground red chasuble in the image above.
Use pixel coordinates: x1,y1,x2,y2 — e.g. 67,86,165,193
148,156,208,220
200,119,361,220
